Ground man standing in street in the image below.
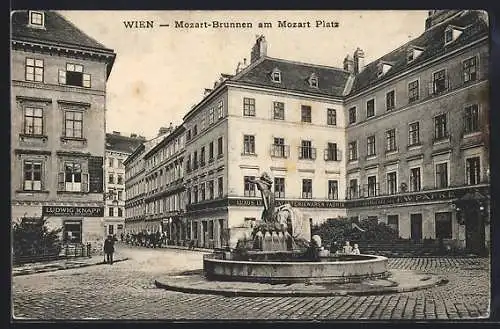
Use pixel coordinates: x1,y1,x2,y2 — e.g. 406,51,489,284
104,235,115,265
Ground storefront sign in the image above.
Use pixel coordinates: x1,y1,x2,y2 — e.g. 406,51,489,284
42,206,104,217
227,198,346,209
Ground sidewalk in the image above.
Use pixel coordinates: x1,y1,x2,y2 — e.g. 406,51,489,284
12,253,129,276
117,241,213,253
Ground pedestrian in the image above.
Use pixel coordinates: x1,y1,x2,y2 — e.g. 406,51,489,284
352,243,360,255
103,235,115,265
343,241,353,254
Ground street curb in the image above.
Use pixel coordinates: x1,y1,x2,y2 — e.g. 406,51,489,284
154,275,448,297
12,257,129,277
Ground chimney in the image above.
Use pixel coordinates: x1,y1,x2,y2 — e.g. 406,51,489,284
130,133,137,138
343,54,354,73
204,88,212,96
243,58,247,67
236,62,242,74
250,35,267,63
353,48,365,74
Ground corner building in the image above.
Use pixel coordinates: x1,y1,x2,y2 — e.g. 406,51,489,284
11,11,115,251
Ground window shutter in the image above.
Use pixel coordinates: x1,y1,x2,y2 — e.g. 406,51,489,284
83,73,91,88
58,70,66,84
58,172,65,191
82,173,89,192
337,149,342,161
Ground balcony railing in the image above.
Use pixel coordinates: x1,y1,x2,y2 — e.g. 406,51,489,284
298,147,316,160
270,144,290,158
324,149,341,161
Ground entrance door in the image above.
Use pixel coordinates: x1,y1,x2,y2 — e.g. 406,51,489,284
410,214,422,241
202,221,208,248
465,207,486,254
219,219,225,248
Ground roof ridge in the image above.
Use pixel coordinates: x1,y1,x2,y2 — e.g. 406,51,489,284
265,56,348,73
54,11,110,51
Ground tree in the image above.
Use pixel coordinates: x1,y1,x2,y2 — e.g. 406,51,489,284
12,217,62,260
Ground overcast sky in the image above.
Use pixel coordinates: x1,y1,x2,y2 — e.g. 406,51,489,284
59,10,429,139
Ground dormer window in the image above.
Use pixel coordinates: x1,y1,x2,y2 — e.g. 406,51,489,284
309,74,319,88
444,26,464,45
407,47,424,63
377,62,392,77
271,68,281,83
29,11,44,28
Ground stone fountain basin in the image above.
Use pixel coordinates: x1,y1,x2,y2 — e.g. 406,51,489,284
203,253,389,284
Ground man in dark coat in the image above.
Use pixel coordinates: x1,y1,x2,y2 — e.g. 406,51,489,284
103,235,115,265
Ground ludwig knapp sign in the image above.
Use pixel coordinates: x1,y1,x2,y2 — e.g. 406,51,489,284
42,206,104,217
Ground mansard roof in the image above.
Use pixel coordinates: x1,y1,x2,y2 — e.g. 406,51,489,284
350,10,488,94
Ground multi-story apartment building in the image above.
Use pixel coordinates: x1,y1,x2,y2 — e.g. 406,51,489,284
104,132,145,238
123,127,175,233
11,11,116,251
344,10,490,252
182,36,349,249
142,125,186,241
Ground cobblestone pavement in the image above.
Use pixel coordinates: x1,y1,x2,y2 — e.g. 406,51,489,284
12,244,491,320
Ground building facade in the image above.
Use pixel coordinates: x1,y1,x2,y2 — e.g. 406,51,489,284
104,132,145,238
344,10,490,251
11,10,115,251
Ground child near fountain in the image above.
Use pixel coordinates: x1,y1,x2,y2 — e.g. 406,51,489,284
352,243,360,255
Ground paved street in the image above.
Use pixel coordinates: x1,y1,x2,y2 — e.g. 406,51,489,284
12,244,490,320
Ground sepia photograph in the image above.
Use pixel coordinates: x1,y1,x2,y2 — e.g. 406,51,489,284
10,9,491,320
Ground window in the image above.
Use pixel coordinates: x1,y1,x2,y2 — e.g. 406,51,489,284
367,176,378,197
302,179,312,199
407,49,414,62
108,158,114,168
29,11,44,26
218,177,224,197
243,135,255,155
207,180,214,199
118,208,123,217
435,212,452,239
186,188,192,204
243,97,256,116
301,105,312,123
410,167,421,192
328,180,338,200
209,141,214,161
24,107,43,135
108,207,114,217
408,122,420,146
117,174,123,185
309,74,318,88
200,182,206,201
108,174,114,184
23,160,42,191
274,177,285,198
327,109,336,125
348,107,357,124
387,172,397,195
366,99,375,118
408,80,419,103
217,137,223,157
200,116,206,131
349,179,358,199
466,157,481,185
386,90,395,111
200,146,206,166
63,162,85,192
63,221,82,244
387,215,399,232
64,111,83,138
434,114,448,141
209,108,215,124
217,100,224,119
59,63,91,88
118,159,124,169
385,129,397,152
445,28,453,44
463,57,477,83
325,142,338,161
273,102,285,120
367,136,376,157
193,125,198,136
464,104,479,134
272,70,281,83
435,162,448,188
193,151,198,169
299,140,315,160
186,130,191,141
272,137,287,158
348,141,358,161
432,69,447,94
25,58,44,82
193,185,198,203
117,190,123,200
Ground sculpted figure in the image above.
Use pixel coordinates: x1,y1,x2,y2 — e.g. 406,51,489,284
247,172,275,223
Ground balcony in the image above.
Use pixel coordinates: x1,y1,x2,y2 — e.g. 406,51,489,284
324,149,341,161
270,144,290,158
298,147,316,160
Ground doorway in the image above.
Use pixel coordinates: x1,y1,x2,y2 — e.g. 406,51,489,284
410,214,422,241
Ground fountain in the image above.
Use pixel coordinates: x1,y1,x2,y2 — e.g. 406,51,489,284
155,172,447,296
203,172,389,284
